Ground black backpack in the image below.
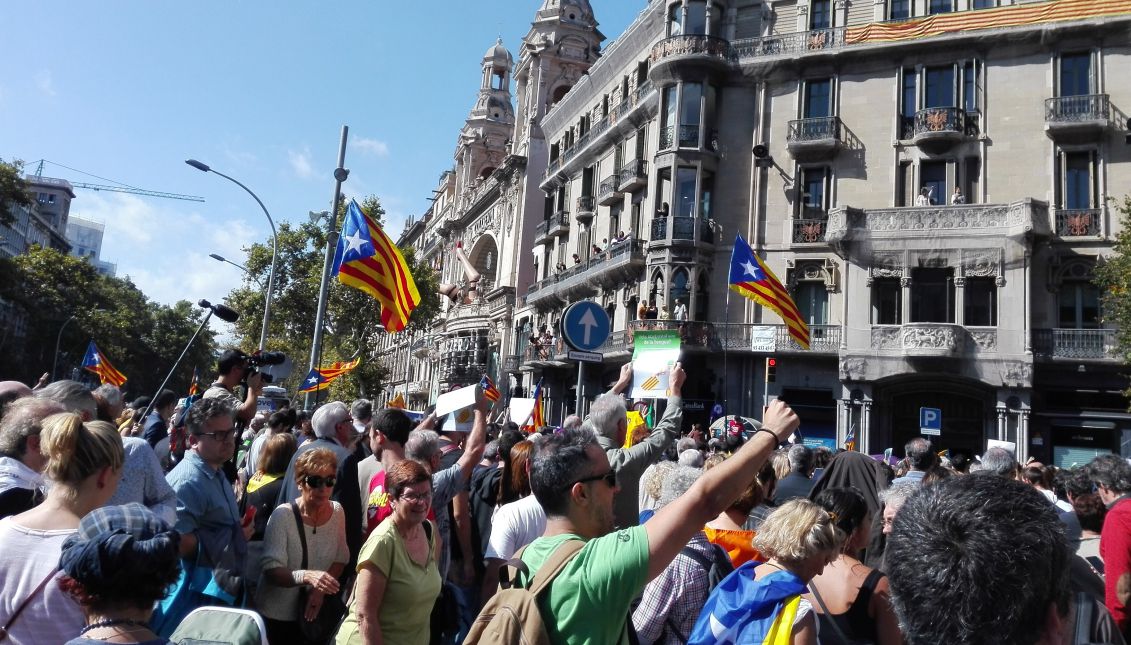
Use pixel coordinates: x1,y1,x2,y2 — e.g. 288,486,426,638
663,544,734,643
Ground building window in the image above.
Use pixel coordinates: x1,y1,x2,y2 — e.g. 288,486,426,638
910,267,955,323
796,282,829,325
872,278,902,324
924,65,955,108
679,83,703,148
804,78,832,119
1060,151,1096,209
675,167,697,218
900,68,917,138
670,268,691,306
700,171,714,221
1059,281,1100,329
1059,52,1093,96
890,0,910,19
920,160,947,206
972,0,996,7
661,85,678,149
810,0,832,29
928,0,953,14
964,277,997,326
799,167,830,218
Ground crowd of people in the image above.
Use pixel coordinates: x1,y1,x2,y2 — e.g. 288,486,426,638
0,354,1129,645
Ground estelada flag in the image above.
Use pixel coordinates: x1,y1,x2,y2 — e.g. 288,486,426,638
480,375,502,403
530,378,545,429
81,341,127,387
729,235,811,349
331,200,420,332
188,366,200,396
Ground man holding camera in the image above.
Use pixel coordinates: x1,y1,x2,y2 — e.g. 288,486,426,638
203,349,263,425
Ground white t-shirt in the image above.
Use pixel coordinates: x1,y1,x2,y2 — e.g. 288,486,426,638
484,494,547,562
0,518,85,644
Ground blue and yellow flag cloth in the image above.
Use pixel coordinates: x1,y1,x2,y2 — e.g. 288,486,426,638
297,357,361,393
689,563,808,644
729,235,810,349
82,341,127,387
332,200,420,333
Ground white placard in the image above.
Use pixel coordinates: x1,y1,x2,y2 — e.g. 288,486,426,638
751,325,777,352
509,398,537,425
435,384,478,418
987,439,1017,455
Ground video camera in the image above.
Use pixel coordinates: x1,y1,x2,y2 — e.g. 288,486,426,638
245,351,290,384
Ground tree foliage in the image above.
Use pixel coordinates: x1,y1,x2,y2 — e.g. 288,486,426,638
223,195,440,402
0,246,216,398
0,158,32,227
1095,196,1131,375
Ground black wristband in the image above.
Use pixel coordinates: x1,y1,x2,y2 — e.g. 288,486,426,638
754,428,781,445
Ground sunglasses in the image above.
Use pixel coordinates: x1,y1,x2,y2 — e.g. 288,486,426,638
197,429,236,441
572,470,617,489
303,475,337,489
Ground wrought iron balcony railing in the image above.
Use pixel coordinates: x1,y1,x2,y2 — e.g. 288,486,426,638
1046,94,1110,123
732,27,845,60
617,159,648,192
1033,328,1117,360
787,116,842,142
651,217,668,241
597,175,621,206
650,34,733,65
1055,209,1101,237
913,106,966,137
792,218,828,244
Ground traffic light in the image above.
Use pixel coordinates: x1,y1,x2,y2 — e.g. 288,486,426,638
765,357,777,383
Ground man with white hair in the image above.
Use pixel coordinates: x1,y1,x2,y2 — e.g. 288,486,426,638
33,380,96,420
591,362,686,529
0,397,66,518
275,401,355,505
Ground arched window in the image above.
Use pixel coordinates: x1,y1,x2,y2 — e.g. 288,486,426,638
650,271,666,306
670,268,690,307
695,273,710,321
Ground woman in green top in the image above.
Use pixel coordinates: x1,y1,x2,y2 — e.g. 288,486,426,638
336,459,441,645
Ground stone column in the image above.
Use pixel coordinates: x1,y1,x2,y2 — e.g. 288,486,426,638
1018,409,1031,463
953,276,966,325
900,276,912,324
996,405,1007,441
861,400,873,452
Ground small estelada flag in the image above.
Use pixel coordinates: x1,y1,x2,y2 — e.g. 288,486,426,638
81,341,127,387
480,375,502,403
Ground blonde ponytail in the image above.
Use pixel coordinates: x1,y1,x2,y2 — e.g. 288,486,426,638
41,413,124,488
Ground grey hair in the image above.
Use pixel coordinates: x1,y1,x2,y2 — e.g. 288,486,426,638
641,461,676,505
676,437,698,454
0,398,67,458
588,393,627,440
350,399,373,423
405,430,441,465
185,397,236,435
658,465,702,508
979,447,1019,478
881,479,921,511
311,401,349,439
678,449,704,468
561,414,583,432
92,384,123,408
34,380,96,418
787,444,814,474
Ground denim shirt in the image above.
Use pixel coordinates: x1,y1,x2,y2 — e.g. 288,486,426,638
166,449,240,537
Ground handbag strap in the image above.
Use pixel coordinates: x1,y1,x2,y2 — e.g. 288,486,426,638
807,580,854,645
290,502,309,570
0,567,58,640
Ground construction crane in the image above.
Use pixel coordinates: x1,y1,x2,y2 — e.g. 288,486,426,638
29,159,205,203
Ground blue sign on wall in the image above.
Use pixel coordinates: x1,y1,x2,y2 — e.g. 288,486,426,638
561,301,611,352
919,407,942,436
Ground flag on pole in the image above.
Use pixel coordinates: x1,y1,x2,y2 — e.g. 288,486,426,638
188,366,201,396
728,235,811,349
529,378,545,430
297,357,361,393
81,341,127,387
844,425,856,452
480,375,502,403
331,200,420,333
388,392,406,409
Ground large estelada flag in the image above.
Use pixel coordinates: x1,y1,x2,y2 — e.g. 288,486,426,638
332,200,420,333
82,341,127,387
729,235,810,350
530,378,545,429
297,357,361,394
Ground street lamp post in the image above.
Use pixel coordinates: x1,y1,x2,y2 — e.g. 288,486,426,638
186,159,277,351
52,314,77,382
209,253,266,290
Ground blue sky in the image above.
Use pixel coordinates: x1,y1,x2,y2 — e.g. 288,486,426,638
0,1,646,327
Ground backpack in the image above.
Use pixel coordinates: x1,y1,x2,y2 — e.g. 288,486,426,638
464,539,586,645
662,544,735,644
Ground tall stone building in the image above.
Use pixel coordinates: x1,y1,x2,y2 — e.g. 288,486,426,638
383,0,1131,465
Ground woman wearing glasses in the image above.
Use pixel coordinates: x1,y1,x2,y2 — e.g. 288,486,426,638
258,448,349,645
336,459,441,645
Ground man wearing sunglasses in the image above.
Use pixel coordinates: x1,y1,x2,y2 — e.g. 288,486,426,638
166,396,256,608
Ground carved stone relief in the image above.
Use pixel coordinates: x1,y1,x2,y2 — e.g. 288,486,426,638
901,324,961,351
840,357,868,381
1001,361,1033,386
962,249,1001,278
871,327,901,350
969,329,998,352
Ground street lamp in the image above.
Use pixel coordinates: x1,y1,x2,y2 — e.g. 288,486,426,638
208,253,266,289
186,159,277,351
52,314,77,382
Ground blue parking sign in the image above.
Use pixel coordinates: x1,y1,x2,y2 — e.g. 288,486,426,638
919,407,942,436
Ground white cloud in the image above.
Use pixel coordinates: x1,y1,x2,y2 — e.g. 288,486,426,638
222,143,257,167
34,70,56,97
353,137,390,157
288,148,315,179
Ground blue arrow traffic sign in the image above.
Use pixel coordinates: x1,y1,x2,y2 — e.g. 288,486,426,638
561,301,611,352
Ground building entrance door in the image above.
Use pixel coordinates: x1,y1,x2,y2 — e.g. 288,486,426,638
877,379,992,459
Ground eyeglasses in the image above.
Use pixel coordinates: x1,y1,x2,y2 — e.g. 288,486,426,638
197,428,236,441
399,491,431,503
571,470,617,489
303,475,337,489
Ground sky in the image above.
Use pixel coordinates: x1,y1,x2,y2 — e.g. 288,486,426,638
0,0,647,338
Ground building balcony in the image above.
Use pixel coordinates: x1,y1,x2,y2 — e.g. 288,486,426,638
548,210,571,238
791,217,828,245
557,238,647,298
712,323,842,353
911,107,969,152
533,218,552,245
649,34,733,85
617,159,648,193
407,380,429,396
1045,94,1110,143
786,117,843,161
1033,328,1118,361
597,175,622,206
650,216,713,246
660,125,711,151
598,330,633,357
899,323,964,357
575,196,596,225
732,27,845,62
525,277,563,310
1055,208,1101,238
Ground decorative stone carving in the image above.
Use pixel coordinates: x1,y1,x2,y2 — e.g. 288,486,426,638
870,326,901,350
901,323,962,356
969,329,997,352
962,248,1001,278
840,357,868,381
1001,361,1033,386
871,253,904,279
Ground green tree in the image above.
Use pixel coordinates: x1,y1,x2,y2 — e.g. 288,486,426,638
0,246,216,398
1095,196,1131,375
0,158,32,227
222,195,439,402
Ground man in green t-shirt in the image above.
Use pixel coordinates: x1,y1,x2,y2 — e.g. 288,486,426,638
518,362,801,645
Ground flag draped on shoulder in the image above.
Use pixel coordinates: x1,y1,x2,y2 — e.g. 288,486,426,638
297,357,361,393
332,200,420,332
729,235,811,349
81,341,127,387
480,375,501,403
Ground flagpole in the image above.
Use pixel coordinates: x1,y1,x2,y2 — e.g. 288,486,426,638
306,125,350,410
723,288,730,413
137,310,215,425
